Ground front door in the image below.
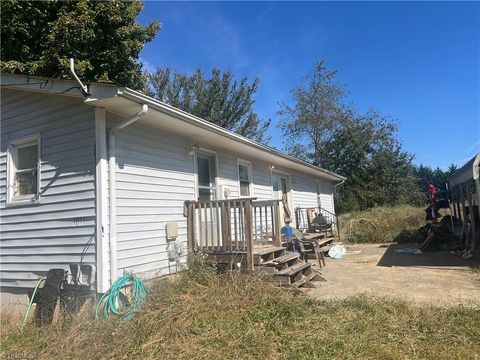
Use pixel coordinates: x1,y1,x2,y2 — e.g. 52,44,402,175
272,173,291,224
196,152,218,246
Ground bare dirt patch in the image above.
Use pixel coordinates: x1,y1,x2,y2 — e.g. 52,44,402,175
311,243,480,306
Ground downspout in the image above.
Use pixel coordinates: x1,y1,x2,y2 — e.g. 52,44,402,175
108,104,148,283
333,179,345,189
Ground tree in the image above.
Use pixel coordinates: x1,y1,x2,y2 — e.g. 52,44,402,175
413,164,453,193
279,61,422,212
321,110,422,211
1,0,159,90
148,68,271,143
278,61,346,166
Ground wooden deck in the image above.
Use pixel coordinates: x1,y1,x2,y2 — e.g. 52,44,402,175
185,198,338,288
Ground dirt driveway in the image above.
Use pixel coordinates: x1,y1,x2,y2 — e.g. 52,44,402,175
311,243,480,306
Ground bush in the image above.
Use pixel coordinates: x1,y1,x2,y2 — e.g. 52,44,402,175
339,205,425,243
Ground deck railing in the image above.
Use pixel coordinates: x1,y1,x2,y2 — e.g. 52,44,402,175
294,206,341,241
184,198,283,271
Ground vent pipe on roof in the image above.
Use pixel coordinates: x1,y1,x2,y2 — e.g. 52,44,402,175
69,58,89,96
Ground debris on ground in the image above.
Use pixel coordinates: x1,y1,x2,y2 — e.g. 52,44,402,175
328,244,347,259
393,247,423,255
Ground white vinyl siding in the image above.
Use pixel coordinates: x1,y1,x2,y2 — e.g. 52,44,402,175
0,89,97,289
107,118,195,278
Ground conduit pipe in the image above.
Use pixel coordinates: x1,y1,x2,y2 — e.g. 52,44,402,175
108,104,148,284
69,58,89,96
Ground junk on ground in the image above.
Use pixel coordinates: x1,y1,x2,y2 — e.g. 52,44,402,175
24,264,97,327
328,244,347,259
418,183,475,255
394,247,423,255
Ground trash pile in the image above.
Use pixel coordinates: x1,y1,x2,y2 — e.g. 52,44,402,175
418,184,470,257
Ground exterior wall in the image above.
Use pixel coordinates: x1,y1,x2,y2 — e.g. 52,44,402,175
0,89,96,296
108,119,337,280
107,117,196,278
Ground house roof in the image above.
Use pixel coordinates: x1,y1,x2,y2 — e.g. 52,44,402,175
449,154,480,187
1,73,346,182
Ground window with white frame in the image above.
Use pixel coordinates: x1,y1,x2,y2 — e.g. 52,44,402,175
7,135,40,204
238,160,252,197
196,152,217,201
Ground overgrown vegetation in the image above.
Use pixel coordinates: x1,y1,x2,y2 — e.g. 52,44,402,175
339,205,426,244
2,264,479,359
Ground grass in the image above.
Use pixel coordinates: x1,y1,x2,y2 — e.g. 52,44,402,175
2,264,479,360
339,205,426,244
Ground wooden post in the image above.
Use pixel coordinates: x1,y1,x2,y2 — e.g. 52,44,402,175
273,202,282,247
187,202,193,251
245,200,254,272
215,202,221,253
467,180,477,247
221,202,228,252
461,183,469,247
335,215,341,242
191,203,197,251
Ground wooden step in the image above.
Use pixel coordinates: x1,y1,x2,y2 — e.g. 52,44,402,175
263,253,299,267
275,262,311,277
302,233,325,240
253,246,286,265
292,273,316,288
252,246,286,256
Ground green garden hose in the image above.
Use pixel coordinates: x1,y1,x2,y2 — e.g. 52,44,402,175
95,274,148,320
21,276,46,330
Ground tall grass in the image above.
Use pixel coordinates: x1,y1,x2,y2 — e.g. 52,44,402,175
2,264,479,360
339,205,426,244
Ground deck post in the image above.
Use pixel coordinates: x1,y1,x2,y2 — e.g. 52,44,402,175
467,180,477,246
245,200,254,272
273,201,282,247
186,202,193,250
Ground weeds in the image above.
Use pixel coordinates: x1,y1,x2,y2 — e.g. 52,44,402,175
339,205,426,243
1,265,479,360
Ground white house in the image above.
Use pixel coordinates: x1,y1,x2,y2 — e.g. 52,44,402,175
0,73,345,306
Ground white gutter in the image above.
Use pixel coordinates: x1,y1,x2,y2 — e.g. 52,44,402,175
108,104,148,283
118,88,347,182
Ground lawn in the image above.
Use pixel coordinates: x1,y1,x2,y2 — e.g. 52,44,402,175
2,264,479,360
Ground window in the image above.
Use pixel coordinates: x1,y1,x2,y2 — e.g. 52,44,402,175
7,134,40,204
238,161,252,197
196,152,216,201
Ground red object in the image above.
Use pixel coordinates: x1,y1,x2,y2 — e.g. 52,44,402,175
427,184,439,213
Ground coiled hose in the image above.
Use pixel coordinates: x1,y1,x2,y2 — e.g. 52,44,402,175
95,274,148,320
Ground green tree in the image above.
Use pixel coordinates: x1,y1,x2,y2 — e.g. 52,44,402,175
413,164,452,193
322,110,422,211
1,0,159,90
279,61,422,212
278,61,346,166
148,68,270,142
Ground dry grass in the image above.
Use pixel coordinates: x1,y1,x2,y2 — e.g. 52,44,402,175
1,263,479,360
339,205,426,244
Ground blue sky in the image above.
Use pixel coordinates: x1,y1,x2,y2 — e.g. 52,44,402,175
137,1,479,169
